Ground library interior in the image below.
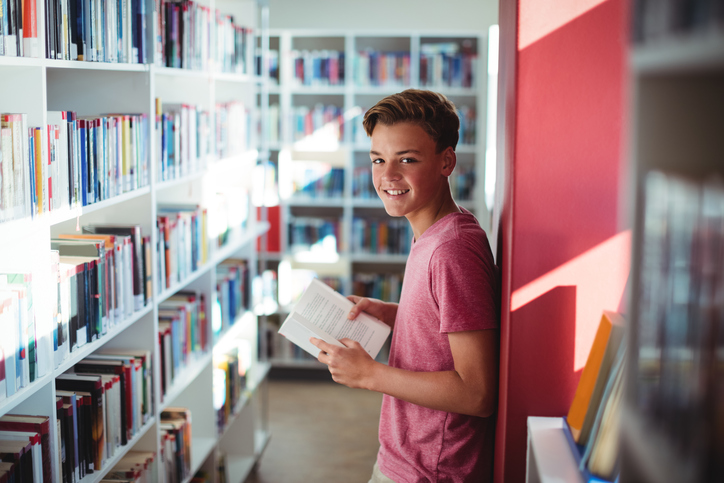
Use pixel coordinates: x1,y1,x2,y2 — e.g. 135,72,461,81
0,0,722,481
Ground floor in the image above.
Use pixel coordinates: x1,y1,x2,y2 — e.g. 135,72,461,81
245,379,383,483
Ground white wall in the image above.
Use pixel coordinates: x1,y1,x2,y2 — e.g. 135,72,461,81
268,0,497,32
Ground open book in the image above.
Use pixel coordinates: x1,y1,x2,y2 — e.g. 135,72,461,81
278,278,391,359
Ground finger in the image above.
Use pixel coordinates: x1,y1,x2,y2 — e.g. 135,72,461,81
310,337,335,354
339,338,360,348
347,298,368,320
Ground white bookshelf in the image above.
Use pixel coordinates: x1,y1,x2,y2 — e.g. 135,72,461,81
0,1,273,481
526,417,583,483
622,10,724,482
257,29,489,369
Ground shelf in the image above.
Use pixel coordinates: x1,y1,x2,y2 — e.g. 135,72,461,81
286,197,345,207
185,436,217,483
632,32,724,74
352,198,384,208
79,416,156,483
255,429,271,457
270,358,327,369
45,59,149,72
0,373,52,418
213,72,255,83
152,66,214,79
155,171,206,191
159,352,213,412
43,186,152,227
289,85,346,94
157,222,270,303
218,362,271,441
526,417,583,483
223,455,256,483
350,253,408,264
54,305,154,377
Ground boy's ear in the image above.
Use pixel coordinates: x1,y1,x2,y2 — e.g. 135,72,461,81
441,147,456,177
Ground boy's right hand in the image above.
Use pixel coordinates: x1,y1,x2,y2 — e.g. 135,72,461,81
347,296,398,328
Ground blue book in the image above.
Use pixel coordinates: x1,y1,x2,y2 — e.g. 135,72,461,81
80,121,87,206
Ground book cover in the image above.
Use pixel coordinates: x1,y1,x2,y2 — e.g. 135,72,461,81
279,278,391,359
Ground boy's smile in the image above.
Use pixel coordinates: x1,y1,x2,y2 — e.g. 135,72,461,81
369,122,458,238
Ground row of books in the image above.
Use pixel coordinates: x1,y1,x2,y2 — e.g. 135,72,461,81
632,0,724,44
255,48,280,83
351,217,413,256
635,171,724,480
214,101,252,160
44,0,148,63
566,312,626,483
156,100,210,183
292,166,344,199
288,217,341,254
289,49,345,86
291,104,345,143
450,166,475,201
213,259,250,339
257,104,281,146
58,349,153,481
213,343,250,434
352,273,403,304
0,413,52,482
457,105,477,146
420,43,478,89
352,166,375,199
0,114,31,223
156,0,251,73
158,292,208,400
51,225,152,369
104,451,157,482
0,0,39,58
0,273,44,402
353,50,411,87
156,205,209,292
160,407,192,483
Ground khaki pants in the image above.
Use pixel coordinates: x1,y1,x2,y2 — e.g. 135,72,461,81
368,462,396,483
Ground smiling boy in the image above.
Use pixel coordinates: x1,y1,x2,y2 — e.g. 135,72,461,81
310,89,499,483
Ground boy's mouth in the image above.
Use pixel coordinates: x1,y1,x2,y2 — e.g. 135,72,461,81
384,189,410,196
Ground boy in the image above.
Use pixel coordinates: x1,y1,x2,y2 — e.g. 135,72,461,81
310,89,499,483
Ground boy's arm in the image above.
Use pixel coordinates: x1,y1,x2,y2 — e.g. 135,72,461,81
311,328,499,418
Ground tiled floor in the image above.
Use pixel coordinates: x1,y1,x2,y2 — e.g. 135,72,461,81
245,380,383,483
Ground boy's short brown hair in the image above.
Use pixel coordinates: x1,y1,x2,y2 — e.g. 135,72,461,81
362,89,460,153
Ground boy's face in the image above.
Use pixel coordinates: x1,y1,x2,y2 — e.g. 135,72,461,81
369,122,454,221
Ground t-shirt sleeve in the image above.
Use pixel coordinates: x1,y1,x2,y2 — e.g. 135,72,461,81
430,236,499,333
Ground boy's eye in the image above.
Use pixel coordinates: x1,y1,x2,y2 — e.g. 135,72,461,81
372,158,384,164
401,158,416,163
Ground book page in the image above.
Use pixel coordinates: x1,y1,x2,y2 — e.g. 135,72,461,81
279,279,391,359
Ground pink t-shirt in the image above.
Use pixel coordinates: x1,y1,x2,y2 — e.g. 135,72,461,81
377,209,499,483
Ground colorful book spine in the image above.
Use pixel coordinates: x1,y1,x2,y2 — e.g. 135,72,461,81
213,259,249,338
419,42,477,89
289,49,345,86
293,165,344,199
352,272,403,304
351,217,412,256
288,217,341,254
291,104,344,143
354,49,411,87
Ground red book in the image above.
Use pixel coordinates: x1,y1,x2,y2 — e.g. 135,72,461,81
0,415,51,483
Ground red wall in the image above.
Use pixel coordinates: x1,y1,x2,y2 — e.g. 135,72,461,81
494,1,629,482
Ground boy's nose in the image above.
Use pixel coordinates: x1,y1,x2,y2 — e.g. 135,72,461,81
380,163,401,181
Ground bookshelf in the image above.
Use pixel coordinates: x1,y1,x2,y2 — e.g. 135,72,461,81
255,30,490,370
0,1,272,482
621,3,724,483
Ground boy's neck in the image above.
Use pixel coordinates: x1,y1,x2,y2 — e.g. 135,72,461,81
407,190,461,241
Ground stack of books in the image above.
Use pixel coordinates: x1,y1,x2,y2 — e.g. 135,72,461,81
158,292,208,400
160,407,192,482
419,42,477,89
213,15,251,74
0,414,52,482
352,166,375,199
289,49,345,86
52,224,152,367
214,259,250,338
214,101,251,160
255,49,279,83
213,343,250,433
57,349,153,480
351,217,413,256
354,49,411,87
288,217,341,255
156,204,209,291
352,273,404,304
156,100,211,183
0,272,46,401
291,104,344,143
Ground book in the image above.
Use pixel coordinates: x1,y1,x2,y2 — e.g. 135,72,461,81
278,278,391,359
567,311,625,444
0,414,51,483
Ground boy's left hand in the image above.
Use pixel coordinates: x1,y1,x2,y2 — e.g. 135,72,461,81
310,337,377,390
